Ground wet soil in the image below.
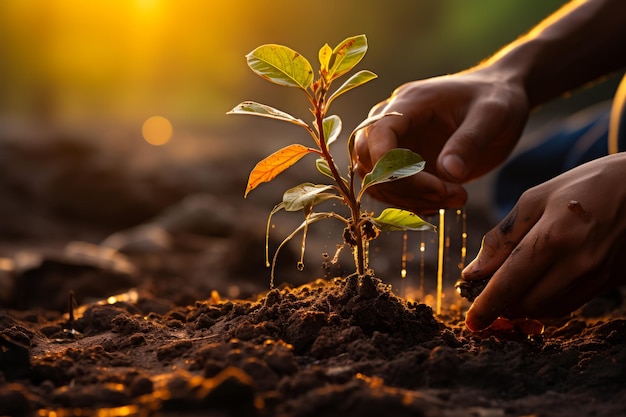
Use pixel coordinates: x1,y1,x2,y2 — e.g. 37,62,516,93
1,133,626,417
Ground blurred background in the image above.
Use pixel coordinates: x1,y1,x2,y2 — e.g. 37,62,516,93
6,0,617,141
1,0,623,304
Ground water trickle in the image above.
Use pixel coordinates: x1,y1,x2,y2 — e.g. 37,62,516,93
436,208,445,315
265,225,272,268
459,207,468,271
298,216,310,272
400,231,408,279
419,232,426,298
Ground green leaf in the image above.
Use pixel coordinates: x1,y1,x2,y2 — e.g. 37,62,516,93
347,111,402,162
328,35,368,80
246,44,314,89
227,101,309,129
282,183,339,212
322,115,342,146
315,158,334,180
372,208,436,232
315,158,348,187
361,148,425,194
327,70,377,108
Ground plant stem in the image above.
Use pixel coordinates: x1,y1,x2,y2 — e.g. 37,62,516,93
314,82,367,277
315,115,366,277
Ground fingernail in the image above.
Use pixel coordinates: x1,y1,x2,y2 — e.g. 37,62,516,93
465,318,488,332
462,258,478,278
441,155,465,181
465,305,490,332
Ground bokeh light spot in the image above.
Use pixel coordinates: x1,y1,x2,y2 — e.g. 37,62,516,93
142,116,173,146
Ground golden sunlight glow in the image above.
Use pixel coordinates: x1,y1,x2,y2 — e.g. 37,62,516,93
135,0,161,11
142,115,173,146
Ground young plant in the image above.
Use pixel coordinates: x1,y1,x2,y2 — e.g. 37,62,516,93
228,35,435,285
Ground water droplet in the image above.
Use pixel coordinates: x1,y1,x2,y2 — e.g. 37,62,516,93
297,262,305,271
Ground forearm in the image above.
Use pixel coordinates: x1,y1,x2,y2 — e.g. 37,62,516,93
479,0,626,108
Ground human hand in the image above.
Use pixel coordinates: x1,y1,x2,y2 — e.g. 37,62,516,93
463,153,626,331
353,68,529,213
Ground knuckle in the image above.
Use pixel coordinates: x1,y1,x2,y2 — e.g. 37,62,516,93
456,128,482,147
518,186,543,207
477,96,507,113
480,229,506,256
369,100,387,116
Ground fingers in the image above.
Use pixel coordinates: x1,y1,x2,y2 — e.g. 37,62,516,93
464,224,555,331
463,155,626,331
502,225,626,319
506,257,592,318
354,103,413,172
462,195,543,282
365,177,468,214
462,193,545,331
463,193,595,330
437,97,526,183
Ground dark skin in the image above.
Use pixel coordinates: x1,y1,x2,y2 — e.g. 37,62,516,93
464,154,626,330
354,0,626,330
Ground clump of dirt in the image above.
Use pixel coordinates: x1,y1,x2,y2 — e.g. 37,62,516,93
1,275,625,417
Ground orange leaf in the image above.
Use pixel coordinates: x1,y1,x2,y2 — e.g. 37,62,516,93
245,144,316,197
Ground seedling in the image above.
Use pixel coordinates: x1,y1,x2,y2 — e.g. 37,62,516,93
228,35,435,285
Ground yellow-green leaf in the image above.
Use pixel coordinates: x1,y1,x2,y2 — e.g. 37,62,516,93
372,208,436,232
327,70,377,108
227,101,309,129
282,183,339,212
361,149,425,194
328,35,368,80
315,158,334,180
322,115,342,146
246,44,314,89
245,144,316,197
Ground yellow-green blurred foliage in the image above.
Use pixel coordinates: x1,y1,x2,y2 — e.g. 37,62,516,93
0,0,567,131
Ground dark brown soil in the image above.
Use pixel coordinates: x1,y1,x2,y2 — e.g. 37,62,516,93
2,268,626,417
1,133,626,417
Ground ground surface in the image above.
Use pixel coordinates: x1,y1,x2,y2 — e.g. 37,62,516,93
1,131,625,417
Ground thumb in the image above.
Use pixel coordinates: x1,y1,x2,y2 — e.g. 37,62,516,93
437,98,526,183
437,126,489,183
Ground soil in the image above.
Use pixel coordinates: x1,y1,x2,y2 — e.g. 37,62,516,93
1,132,626,417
